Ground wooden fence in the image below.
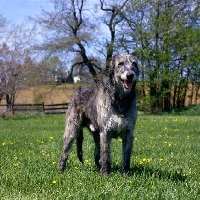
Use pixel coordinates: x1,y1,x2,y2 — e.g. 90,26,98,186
0,103,68,115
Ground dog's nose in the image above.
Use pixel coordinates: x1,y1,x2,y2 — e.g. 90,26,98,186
126,74,134,80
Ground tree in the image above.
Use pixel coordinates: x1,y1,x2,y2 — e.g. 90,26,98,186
37,56,73,83
99,0,128,72
32,0,102,82
0,21,37,107
0,43,33,106
125,0,200,111
0,14,6,35
31,0,130,81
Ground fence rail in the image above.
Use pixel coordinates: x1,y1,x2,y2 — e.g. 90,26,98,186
43,103,68,114
0,103,68,115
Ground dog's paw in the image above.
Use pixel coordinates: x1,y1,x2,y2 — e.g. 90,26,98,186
58,161,66,172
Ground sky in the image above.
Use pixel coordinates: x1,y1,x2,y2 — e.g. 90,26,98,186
0,0,53,24
0,0,109,57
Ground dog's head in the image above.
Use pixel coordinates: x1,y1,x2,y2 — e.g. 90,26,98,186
110,53,139,92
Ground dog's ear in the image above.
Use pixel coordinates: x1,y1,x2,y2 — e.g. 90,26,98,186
129,55,139,78
133,57,140,78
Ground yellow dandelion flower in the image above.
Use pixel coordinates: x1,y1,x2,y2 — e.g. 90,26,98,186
159,158,164,162
52,180,57,184
14,156,17,160
85,159,89,163
164,127,168,131
147,158,150,162
173,118,178,122
139,161,143,165
74,166,78,170
134,137,137,141
14,163,19,167
49,136,54,140
52,162,56,165
2,142,6,146
168,143,172,147
142,158,147,162
127,180,132,183
182,174,186,177
150,136,154,139
118,138,122,142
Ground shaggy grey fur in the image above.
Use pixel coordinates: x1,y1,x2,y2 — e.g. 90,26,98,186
58,53,139,175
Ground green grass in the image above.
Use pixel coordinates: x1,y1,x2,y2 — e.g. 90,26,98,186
0,114,200,200
167,104,200,116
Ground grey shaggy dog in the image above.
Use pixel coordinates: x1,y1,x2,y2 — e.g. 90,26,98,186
58,53,139,175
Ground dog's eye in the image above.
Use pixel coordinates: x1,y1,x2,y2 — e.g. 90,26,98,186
118,62,124,66
131,62,137,68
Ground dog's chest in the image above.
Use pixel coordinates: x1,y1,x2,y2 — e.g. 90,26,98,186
106,114,127,134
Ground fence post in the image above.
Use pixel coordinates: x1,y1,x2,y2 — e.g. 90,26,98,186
11,104,15,115
42,102,44,114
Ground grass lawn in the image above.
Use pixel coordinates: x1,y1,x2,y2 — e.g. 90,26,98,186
0,114,199,199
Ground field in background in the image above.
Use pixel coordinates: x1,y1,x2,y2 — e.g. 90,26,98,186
0,114,199,199
1,83,199,106
1,84,86,105
16,84,81,104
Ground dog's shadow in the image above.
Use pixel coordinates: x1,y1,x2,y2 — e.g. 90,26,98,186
111,165,188,182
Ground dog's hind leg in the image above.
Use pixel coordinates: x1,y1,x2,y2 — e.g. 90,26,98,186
76,129,84,163
58,118,81,172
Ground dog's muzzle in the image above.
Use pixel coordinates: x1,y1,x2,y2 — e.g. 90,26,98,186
121,73,134,90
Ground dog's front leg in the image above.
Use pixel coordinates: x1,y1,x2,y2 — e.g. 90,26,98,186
122,131,134,174
93,133,101,170
100,132,111,175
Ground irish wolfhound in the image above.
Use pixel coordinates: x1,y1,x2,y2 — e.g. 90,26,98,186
58,53,139,175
